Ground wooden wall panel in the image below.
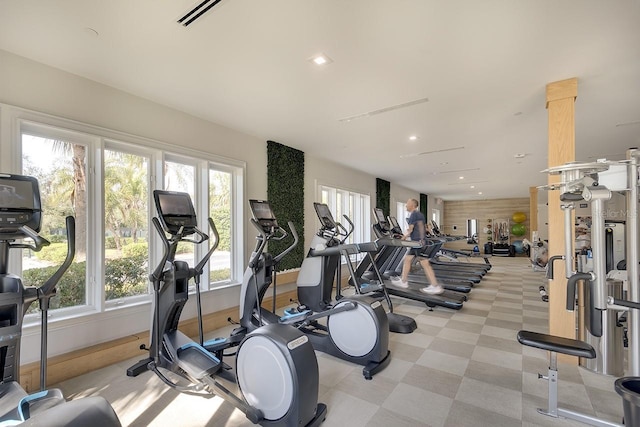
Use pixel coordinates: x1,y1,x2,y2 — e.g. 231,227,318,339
443,198,531,252
546,78,578,363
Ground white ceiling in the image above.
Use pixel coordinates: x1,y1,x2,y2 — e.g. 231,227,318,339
1,0,639,200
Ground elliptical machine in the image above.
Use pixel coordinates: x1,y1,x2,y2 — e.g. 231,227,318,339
238,199,390,380
126,190,326,426
0,173,121,426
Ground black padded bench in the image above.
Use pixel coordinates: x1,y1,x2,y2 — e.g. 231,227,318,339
517,330,622,427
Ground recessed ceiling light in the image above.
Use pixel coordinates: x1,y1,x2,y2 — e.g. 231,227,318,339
409,135,418,141
459,176,464,180
309,53,333,65
470,185,475,189
478,191,483,195
514,153,526,159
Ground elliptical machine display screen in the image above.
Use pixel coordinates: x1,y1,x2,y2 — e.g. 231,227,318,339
313,203,336,230
154,190,197,235
249,199,279,231
0,174,42,234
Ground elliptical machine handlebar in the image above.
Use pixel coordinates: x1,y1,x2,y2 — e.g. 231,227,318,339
338,215,354,244
274,221,298,264
17,224,50,251
248,219,298,268
194,218,219,275
150,217,173,283
37,216,76,309
150,216,218,282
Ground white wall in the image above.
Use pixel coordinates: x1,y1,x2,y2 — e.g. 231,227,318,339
389,183,419,227
0,49,382,363
390,183,419,210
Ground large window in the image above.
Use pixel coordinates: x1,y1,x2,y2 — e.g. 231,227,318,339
432,208,441,227
16,118,244,317
209,169,232,283
396,201,408,232
319,185,371,248
21,132,90,312
104,148,150,302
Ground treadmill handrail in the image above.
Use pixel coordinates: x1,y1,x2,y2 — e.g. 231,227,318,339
374,237,422,248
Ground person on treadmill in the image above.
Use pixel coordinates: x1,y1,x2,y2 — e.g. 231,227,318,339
390,198,444,295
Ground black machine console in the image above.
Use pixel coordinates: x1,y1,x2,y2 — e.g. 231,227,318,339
0,174,42,236
249,199,279,232
154,190,197,236
388,216,402,232
313,203,336,230
373,208,390,231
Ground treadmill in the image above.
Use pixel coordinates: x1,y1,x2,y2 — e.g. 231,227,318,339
422,238,491,273
428,220,492,271
353,209,466,310
387,217,487,282
375,211,474,292
311,203,418,333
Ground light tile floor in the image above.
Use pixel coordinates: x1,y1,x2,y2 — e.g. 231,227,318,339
56,257,625,426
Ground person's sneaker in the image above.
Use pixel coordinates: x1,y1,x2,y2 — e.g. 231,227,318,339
390,276,410,289
420,284,444,295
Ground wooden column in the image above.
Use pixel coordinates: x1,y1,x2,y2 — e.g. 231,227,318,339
546,78,578,361
529,186,538,240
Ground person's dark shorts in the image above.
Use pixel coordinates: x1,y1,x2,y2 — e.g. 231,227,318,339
408,247,424,257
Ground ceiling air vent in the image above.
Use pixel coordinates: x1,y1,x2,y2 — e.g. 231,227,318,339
178,0,224,27
338,97,429,123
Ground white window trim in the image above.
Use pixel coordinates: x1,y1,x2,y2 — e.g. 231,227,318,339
2,103,246,326
316,182,371,262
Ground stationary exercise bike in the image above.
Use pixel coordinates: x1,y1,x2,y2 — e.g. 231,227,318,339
0,173,121,426
237,199,390,380
126,190,326,426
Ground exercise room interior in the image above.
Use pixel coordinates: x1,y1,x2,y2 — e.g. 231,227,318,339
0,1,639,426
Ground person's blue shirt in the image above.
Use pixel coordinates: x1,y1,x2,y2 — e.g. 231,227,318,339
407,210,426,242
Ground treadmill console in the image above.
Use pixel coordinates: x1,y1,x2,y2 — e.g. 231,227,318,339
249,199,279,232
154,190,198,236
388,216,403,233
313,203,336,230
373,207,390,231
0,174,42,236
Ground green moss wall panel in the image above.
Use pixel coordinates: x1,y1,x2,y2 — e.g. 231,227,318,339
267,141,305,270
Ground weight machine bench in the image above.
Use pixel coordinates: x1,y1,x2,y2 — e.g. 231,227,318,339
517,330,622,427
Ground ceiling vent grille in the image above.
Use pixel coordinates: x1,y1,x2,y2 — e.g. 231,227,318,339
338,97,429,122
399,146,465,159
178,0,224,27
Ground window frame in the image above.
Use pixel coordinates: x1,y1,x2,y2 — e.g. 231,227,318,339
317,183,371,261
4,107,246,324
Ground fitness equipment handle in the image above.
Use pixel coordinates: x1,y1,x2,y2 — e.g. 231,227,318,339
150,217,173,283
273,221,298,264
566,272,594,311
609,297,640,311
39,216,75,302
248,218,268,269
339,214,355,243
193,218,219,276
547,255,565,280
18,224,50,251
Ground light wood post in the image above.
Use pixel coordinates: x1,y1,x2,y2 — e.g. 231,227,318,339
529,186,538,240
546,78,578,361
